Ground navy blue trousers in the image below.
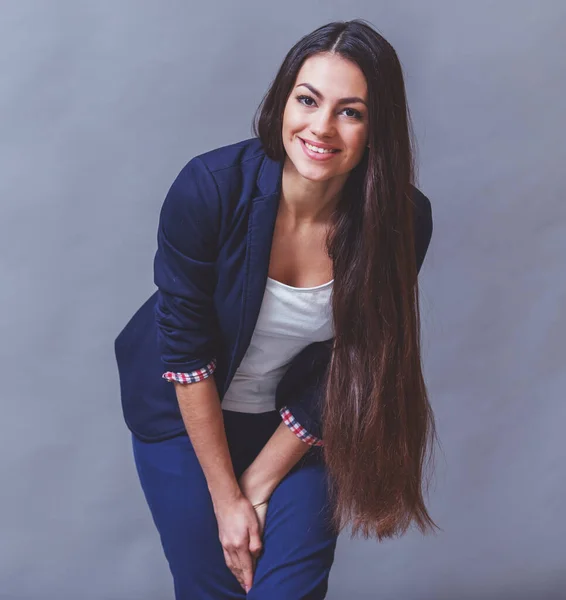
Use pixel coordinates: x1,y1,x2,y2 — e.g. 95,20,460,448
132,409,338,599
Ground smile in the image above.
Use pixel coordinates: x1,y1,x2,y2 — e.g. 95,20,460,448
298,138,341,161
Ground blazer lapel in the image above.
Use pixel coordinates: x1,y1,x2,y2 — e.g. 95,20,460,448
226,153,283,384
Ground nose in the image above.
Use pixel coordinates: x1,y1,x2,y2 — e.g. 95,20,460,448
309,108,336,139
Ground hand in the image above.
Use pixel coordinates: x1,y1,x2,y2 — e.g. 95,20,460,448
238,468,271,576
213,494,263,593
251,500,268,539
249,499,268,574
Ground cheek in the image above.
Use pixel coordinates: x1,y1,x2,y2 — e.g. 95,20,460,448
346,130,368,155
283,105,306,134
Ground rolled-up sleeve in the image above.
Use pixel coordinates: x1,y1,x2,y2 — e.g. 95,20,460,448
279,407,324,446
162,360,217,384
275,340,332,445
153,157,221,378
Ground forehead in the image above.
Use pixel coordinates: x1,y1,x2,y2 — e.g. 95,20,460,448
294,53,367,99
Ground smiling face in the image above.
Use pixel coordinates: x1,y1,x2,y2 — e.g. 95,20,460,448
281,52,369,183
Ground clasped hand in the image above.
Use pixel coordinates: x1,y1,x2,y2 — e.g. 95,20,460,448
212,473,269,594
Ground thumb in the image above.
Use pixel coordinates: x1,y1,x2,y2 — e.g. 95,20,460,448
249,530,263,558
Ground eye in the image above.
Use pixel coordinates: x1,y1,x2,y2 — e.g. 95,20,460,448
296,95,363,120
343,107,363,120
296,94,316,107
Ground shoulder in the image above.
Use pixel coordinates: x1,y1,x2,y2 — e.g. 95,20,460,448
410,185,432,228
194,136,265,175
164,137,266,219
409,185,433,273
177,137,268,215
172,137,265,187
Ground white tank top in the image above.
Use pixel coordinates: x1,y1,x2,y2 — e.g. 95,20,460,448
221,276,334,413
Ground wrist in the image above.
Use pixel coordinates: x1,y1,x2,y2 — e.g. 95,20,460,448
239,465,276,506
208,481,243,508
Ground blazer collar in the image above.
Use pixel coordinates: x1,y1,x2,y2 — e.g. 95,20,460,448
257,151,284,198
225,151,283,386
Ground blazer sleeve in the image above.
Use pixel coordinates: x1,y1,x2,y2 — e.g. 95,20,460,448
153,156,221,377
278,186,433,445
276,340,332,445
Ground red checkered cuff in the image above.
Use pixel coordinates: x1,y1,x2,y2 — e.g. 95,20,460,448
162,359,217,384
279,407,323,447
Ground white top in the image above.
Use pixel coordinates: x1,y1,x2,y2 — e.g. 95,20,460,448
221,276,334,413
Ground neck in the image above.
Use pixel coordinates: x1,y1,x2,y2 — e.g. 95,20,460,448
280,157,347,225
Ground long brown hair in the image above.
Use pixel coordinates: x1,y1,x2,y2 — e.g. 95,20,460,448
253,19,440,540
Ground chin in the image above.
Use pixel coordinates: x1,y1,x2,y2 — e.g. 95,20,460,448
290,159,335,182
285,149,337,180
299,167,336,182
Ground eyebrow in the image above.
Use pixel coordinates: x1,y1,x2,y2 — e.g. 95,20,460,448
296,82,367,107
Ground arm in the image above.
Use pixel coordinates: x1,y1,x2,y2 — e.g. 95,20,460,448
154,158,240,500
171,365,313,507
174,377,242,505
238,420,312,505
153,157,220,376
154,157,261,593
274,341,331,442
175,376,262,593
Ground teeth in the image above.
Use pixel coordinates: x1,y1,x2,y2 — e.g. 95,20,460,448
304,141,336,154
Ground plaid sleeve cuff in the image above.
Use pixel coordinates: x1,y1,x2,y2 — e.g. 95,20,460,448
279,407,323,447
162,359,217,384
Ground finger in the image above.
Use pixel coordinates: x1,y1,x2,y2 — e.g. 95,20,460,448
222,547,232,569
223,548,245,590
236,547,255,591
222,548,236,578
231,549,248,588
249,530,263,559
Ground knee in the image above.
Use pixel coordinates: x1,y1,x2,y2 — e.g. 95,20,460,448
248,578,330,600
248,552,334,600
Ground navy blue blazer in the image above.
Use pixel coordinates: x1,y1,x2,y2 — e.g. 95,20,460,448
115,137,433,442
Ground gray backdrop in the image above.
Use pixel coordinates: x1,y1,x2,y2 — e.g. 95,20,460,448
1,1,564,599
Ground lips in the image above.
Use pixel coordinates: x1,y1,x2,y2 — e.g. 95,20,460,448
302,138,339,151
299,137,340,152
298,137,341,162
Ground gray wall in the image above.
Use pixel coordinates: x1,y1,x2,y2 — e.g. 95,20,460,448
1,1,564,599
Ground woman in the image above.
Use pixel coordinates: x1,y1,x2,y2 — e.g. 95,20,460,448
115,18,439,599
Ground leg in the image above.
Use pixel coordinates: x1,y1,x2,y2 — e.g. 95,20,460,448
132,433,246,600
248,450,339,600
